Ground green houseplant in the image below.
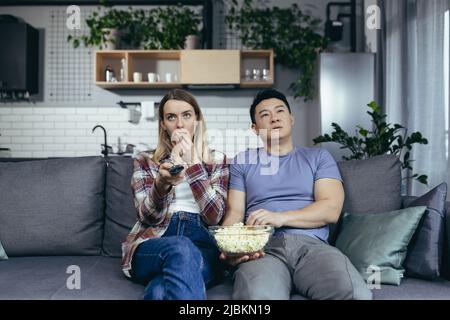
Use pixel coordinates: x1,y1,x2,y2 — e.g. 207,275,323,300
313,101,429,185
226,0,328,101
67,7,132,49
143,6,201,49
67,5,201,50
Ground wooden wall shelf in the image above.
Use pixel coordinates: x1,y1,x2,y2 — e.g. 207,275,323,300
94,50,274,89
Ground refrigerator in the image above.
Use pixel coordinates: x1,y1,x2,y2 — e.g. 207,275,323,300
318,53,376,161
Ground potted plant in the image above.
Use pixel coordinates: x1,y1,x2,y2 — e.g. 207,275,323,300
118,8,156,49
313,101,429,185
184,34,201,49
67,5,201,50
67,7,132,49
226,0,328,101
101,28,118,50
145,6,201,49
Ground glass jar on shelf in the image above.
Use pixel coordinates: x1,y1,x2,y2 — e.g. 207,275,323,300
244,69,252,81
252,68,261,81
105,65,115,82
262,69,270,81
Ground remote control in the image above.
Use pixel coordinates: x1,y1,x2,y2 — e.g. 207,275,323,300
169,164,184,175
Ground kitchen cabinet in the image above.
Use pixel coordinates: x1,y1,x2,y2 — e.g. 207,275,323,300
94,49,274,89
180,50,240,84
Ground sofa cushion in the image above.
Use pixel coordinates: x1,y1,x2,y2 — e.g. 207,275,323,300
329,155,402,244
206,275,450,300
0,157,105,256
0,256,142,299
2,256,450,300
335,206,426,285
102,156,137,257
372,277,450,300
404,183,447,280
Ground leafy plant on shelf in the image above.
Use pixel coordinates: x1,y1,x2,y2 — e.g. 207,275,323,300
67,7,132,49
67,5,201,50
226,0,329,101
313,101,429,185
119,8,157,49
145,6,201,49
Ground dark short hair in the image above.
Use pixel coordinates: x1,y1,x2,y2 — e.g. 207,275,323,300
250,89,291,123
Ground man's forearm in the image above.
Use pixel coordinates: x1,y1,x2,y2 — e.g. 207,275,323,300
280,199,342,228
221,210,244,226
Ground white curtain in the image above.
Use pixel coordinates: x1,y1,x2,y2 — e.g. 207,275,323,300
384,0,450,196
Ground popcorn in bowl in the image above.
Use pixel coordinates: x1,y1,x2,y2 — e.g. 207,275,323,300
208,223,274,256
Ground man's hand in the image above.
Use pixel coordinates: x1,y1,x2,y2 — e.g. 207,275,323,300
246,209,286,228
220,189,262,267
219,250,265,267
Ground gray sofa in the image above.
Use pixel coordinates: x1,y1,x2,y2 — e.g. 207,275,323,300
0,155,450,300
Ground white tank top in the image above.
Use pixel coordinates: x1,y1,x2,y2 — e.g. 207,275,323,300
168,177,201,214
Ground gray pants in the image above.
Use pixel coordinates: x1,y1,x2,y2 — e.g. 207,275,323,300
232,233,372,300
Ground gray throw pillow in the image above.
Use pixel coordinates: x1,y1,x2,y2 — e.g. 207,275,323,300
335,206,426,285
102,156,138,257
337,154,402,214
404,183,447,280
329,155,402,245
0,240,8,260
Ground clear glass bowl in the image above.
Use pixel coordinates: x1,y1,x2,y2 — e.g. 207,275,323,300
208,225,274,257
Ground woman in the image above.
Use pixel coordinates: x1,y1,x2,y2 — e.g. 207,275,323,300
121,89,229,300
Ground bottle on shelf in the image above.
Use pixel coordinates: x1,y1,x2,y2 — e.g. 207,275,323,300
105,65,115,82
262,68,270,81
244,69,252,81
119,58,126,82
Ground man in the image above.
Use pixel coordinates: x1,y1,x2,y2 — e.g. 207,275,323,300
221,89,372,300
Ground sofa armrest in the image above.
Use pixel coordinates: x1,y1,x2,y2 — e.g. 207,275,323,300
444,202,450,280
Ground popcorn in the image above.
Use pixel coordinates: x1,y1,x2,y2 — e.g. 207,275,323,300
211,223,273,256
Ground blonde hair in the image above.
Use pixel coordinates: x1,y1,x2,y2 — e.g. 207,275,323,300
152,89,210,164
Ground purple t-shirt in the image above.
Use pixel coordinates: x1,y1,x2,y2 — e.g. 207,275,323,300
229,146,342,242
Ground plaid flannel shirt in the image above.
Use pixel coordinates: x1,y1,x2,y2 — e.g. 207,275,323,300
121,150,229,278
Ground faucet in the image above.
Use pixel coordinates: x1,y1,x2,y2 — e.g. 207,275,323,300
92,125,112,157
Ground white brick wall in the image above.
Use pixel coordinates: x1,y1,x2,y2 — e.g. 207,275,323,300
0,106,261,158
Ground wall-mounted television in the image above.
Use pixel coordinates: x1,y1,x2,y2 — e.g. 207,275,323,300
0,15,39,94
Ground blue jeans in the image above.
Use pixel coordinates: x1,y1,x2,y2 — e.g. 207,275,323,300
131,211,221,300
